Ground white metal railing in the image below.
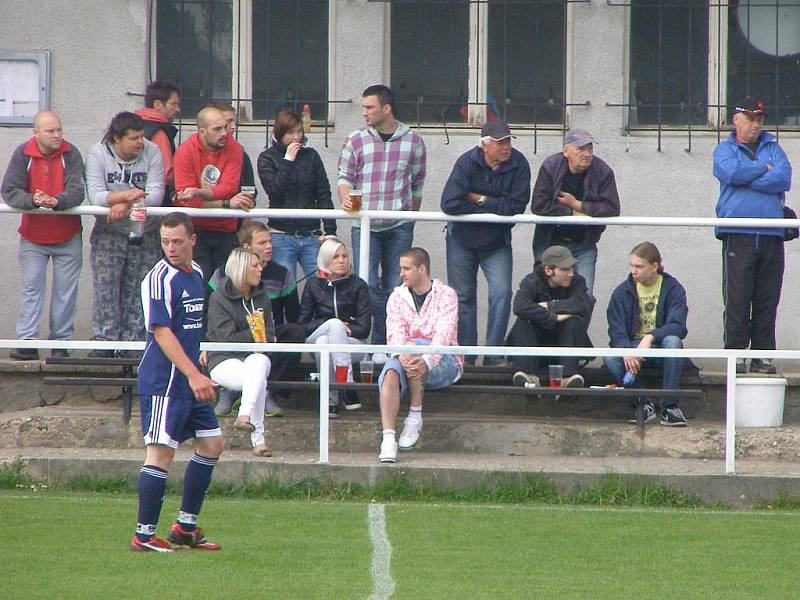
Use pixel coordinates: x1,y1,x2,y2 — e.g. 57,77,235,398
1,204,797,475
4,337,798,475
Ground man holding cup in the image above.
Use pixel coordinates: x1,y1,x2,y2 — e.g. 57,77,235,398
337,84,427,360
377,248,462,463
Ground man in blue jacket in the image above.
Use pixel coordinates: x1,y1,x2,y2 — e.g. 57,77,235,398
713,97,791,375
603,242,689,427
441,120,531,365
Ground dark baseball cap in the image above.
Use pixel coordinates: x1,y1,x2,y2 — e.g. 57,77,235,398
733,97,767,117
481,119,516,141
563,128,596,147
542,245,577,268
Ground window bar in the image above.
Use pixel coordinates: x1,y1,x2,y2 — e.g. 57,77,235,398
716,0,723,143
773,0,781,142
685,0,693,153
234,0,243,142
656,0,664,152
560,0,569,144
177,0,187,146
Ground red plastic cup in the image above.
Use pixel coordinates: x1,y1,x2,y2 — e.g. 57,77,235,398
335,365,348,384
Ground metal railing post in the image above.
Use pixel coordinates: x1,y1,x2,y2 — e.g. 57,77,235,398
358,214,370,282
725,355,737,474
319,350,330,464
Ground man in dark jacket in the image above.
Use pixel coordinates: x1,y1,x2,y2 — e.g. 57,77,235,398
136,81,180,203
507,246,592,388
531,128,620,298
713,97,791,375
1,111,85,360
603,242,689,427
441,120,531,365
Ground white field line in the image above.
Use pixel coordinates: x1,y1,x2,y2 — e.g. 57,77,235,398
367,503,395,600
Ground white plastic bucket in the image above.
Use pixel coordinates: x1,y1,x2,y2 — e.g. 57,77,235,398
735,377,786,427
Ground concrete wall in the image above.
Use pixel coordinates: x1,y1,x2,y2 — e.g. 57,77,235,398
1,0,799,359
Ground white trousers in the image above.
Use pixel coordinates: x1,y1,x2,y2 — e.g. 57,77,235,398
306,318,365,402
210,353,271,447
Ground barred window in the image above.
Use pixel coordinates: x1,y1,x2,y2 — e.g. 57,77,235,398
156,0,330,121
390,0,567,127
626,0,800,131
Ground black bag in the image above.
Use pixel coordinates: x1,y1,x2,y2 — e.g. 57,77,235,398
783,206,799,241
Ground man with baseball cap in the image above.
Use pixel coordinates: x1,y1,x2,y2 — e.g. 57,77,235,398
507,245,592,388
441,119,531,365
713,97,792,374
530,127,620,300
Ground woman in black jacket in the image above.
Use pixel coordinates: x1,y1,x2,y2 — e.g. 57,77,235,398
257,109,337,283
299,238,371,416
204,248,276,456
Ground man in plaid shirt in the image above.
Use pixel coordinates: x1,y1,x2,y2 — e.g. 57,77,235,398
337,84,427,360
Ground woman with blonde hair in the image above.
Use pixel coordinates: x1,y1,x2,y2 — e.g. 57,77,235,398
299,238,371,417
205,247,275,455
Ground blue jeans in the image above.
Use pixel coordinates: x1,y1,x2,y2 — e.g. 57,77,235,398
352,222,414,345
533,237,598,299
270,233,319,284
377,339,460,397
602,335,684,408
445,231,513,351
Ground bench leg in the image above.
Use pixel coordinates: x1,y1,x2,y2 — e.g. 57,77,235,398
122,365,133,424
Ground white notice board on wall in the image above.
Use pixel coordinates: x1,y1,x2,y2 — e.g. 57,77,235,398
0,51,51,125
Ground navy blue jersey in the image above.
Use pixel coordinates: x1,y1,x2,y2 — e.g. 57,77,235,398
138,258,205,399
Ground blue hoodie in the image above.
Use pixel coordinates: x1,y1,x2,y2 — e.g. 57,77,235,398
606,272,688,349
440,146,531,250
712,130,791,238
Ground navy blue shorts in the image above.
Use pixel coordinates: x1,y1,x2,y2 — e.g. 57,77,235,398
139,395,221,449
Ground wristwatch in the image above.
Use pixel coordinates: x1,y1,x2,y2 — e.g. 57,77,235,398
477,195,487,206
222,199,230,209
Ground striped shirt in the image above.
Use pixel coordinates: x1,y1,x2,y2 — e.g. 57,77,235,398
337,121,426,231
138,258,205,399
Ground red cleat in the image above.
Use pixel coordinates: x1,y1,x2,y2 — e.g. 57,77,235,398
129,535,174,553
167,523,221,550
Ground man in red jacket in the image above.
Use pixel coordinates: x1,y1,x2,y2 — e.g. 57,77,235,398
135,81,181,202
173,106,253,288
1,111,85,360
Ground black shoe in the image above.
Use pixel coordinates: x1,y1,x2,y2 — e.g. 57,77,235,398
628,401,657,424
328,403,340,419
749,359,777,375
343,390,361,411
483,356,512,368
49,349,70,358
115,350,143,360
10,348,39,361
736,359,747,374
87,349,115,359
660,406,688,427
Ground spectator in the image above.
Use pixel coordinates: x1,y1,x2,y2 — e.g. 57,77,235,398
377,248,462,464
204,248,274,457
299,237,371,417
211,102,259,207
603,242,689,427
713,97,792,374
1,111,85,360
508,245,592,388
441,120,531,366
132,212,221,552
85,111,165,357
530,128,620,298
135,81,180,203
209,221,306,416
337,84,426,361
173,106,253,291
258,108,336,283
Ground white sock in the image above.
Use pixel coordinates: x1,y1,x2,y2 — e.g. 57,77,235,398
382,429,396,440
407,406,423,423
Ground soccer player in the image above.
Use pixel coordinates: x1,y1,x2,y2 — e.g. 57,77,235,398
130,212,222,552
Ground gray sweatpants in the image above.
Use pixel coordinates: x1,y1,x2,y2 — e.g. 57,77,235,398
17,235,82,341
90,226,162,341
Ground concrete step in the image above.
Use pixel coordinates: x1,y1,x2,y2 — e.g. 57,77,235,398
3,446,800,508
4,406,800,462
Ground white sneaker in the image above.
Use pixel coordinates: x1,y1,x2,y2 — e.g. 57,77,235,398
372,353,389,364
398,417,422,450
379,436,398,463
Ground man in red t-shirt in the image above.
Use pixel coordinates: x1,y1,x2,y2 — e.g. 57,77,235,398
1,112,85,360
173,106,253,288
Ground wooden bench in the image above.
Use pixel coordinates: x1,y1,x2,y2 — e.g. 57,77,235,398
43,356,703,426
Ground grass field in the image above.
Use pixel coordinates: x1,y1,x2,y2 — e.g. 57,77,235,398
3,491,800,600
